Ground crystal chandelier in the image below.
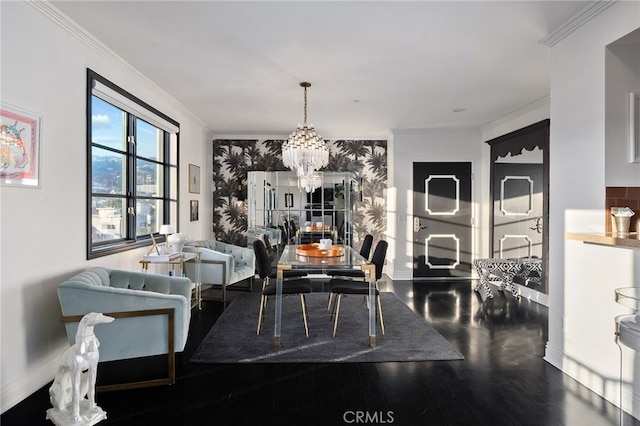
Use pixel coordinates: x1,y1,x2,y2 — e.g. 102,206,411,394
282,82,329,192
298,171,323,193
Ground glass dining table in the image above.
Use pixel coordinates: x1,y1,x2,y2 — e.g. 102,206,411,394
274,244,377,347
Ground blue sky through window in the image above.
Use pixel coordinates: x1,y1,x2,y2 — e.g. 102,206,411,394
91,97,125,152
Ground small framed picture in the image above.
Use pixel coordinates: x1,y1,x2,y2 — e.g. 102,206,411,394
189,164,200,193
1,103,41,187
190,200,199,222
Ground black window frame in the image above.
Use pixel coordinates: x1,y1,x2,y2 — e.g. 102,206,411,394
87,69,180,259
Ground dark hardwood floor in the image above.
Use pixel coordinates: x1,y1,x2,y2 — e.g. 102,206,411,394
3,279,638,425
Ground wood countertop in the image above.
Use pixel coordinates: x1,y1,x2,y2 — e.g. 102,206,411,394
566,232,640,249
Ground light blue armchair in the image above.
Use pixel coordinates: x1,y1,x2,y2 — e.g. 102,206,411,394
56,267,192,390
248,226,282,246
183,239,255,303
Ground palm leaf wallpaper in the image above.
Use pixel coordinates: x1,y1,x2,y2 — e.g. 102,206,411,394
212,139,387,247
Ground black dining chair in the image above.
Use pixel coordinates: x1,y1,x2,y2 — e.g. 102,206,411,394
289,220,299,243
328,240,388,337
326,235,380,309
258,233,277,265
253,238,308,290
253,240,311,337
326,234,374,308
282,220,291,243
327,234,373,278
359,234,374,260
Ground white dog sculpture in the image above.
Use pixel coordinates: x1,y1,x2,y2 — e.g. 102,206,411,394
46,312,114,426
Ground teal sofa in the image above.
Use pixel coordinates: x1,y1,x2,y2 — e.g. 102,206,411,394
57,267,192,365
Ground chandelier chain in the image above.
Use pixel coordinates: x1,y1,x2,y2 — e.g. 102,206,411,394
304,85,308,124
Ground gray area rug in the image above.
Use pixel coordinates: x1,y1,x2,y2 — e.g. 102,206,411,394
190,292,464,363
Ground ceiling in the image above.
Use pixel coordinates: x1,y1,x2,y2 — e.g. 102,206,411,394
50,1,594,138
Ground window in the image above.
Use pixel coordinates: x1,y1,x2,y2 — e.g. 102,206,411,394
87,69,179,259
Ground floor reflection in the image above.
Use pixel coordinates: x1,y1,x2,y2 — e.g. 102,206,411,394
384,279,548,334
382,279,550,369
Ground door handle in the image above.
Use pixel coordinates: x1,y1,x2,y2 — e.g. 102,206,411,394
414,217,429,232
529,217,543,234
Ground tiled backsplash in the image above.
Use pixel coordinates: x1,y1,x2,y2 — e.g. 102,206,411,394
605,186,640,233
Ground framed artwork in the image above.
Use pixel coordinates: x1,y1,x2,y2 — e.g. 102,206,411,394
190,200,199,222
189,164,200,193
630,93,640,163
1,103,41,187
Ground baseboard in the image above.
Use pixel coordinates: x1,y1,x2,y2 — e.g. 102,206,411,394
623,385,640,420
543,342,564,370
544,343,640,421
387,270,412,281
1,351,59,414
518,285,548,307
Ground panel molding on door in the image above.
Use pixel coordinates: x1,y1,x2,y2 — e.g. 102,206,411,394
500,175,533,216
425,234,460,269
499,234,533,258
425,175,460,216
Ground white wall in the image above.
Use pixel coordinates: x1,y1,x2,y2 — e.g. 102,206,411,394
0,2,211,412
544,1,640,418
389,128,484,280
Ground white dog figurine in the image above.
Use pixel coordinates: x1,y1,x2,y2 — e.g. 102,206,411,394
47,312,114,425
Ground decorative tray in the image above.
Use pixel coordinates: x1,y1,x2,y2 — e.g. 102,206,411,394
296,244,345,258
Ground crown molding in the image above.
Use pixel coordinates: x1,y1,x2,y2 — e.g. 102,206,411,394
539,0,618,47
26,0,209,130
481,96,550,135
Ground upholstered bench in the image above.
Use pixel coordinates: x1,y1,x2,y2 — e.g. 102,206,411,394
473,258,542,298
